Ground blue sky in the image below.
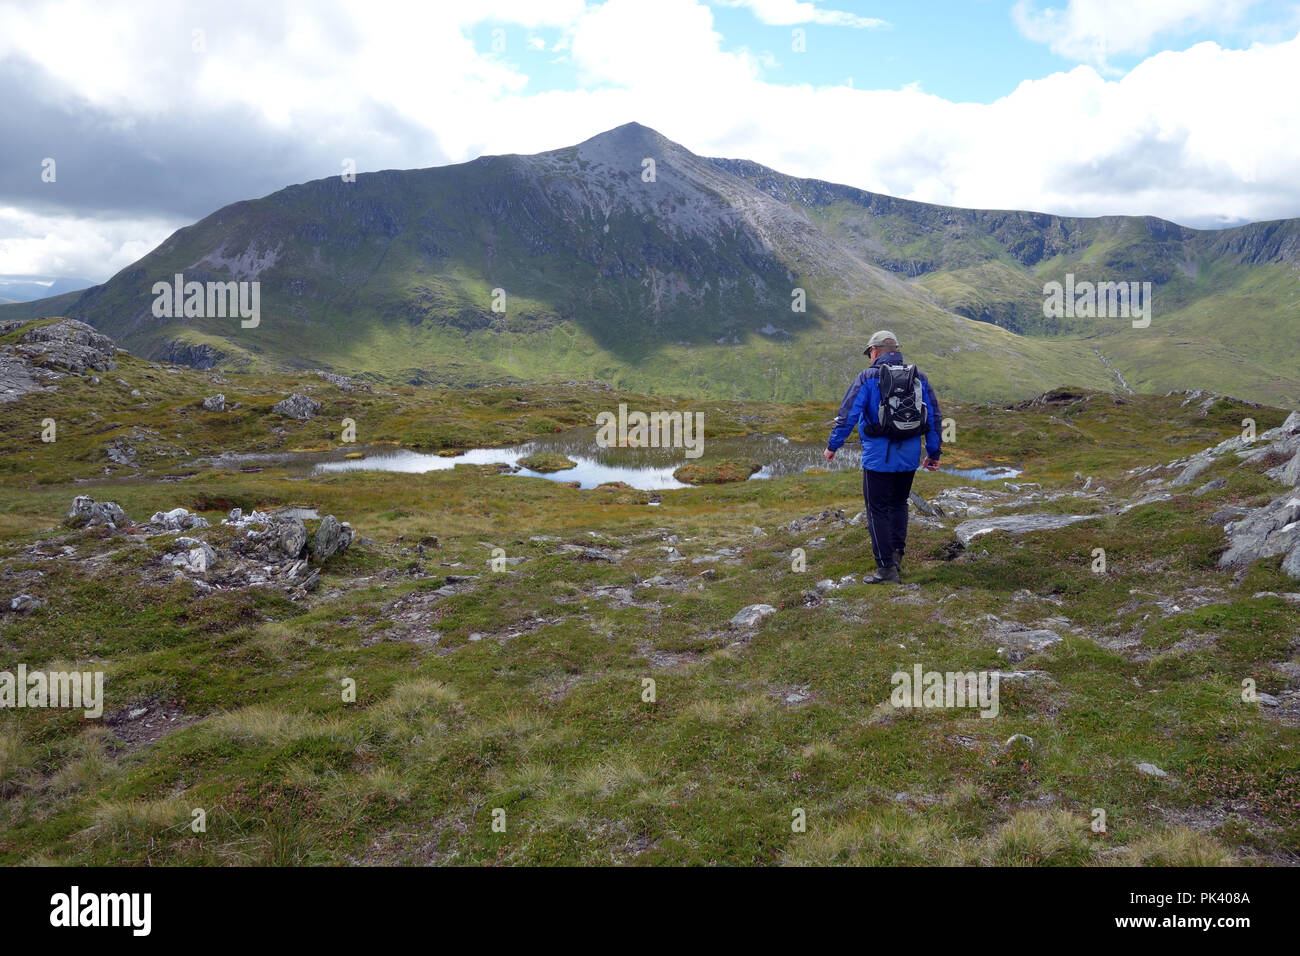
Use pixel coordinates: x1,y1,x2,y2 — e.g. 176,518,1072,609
475,0,1300,103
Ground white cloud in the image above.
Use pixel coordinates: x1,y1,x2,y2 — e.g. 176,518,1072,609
0,206,182,278
1013,0,1261,70
1,0,1298,281
717,0,886,29
570,0,762,89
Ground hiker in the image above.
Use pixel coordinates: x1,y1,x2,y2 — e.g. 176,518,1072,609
824,330,942,584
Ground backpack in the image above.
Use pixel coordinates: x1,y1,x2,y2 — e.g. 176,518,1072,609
863,364,927,440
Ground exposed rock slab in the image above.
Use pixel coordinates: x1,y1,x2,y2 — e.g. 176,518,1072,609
954,513,1102,547
730,604,777,627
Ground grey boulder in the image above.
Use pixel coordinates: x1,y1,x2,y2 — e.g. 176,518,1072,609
8,593,44,613
65,495,129,529
272,393,321,420
311,515,355,562
730,604,778,627
268,516,308,559
1169,456,1215,488
150,507,209,532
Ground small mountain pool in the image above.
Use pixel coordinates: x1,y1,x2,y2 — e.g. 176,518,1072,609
937,465,1024,482
303,428,1021,490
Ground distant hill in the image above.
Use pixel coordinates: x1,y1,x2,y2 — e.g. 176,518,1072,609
0,275,96,303
3,123,1297,404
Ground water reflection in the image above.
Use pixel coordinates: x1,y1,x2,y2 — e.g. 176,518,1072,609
309,428,1019,490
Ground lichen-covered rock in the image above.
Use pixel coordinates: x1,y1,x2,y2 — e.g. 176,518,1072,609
150,508,210,532
1169,456,1215,487
1280,410,1300,438
274,516,309,558
909,491,942,517
730,604,777,627
313,370,371,392
65,495,129,529
8,593,44,613
202,394,226,412
0,350,44,403
954,513,1101,547
160,341,224,369
984,617,1063,654
272,393,321,420
16,319,118,374
311,515,354,562
151,510,363,594
1219,494,1300,572
106,441,137,466
167,541,217,574
1282,545,1300,579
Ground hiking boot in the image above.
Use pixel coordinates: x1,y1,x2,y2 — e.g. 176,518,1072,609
866,565,901,584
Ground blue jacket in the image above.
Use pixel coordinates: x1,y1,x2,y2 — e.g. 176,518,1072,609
827,351,943,472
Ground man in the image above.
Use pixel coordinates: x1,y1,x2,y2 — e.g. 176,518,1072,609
824,330,942,584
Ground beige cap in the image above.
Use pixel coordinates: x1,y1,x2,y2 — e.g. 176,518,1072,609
864,329,899,354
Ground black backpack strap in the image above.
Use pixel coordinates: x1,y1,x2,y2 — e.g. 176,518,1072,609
861,366,884,437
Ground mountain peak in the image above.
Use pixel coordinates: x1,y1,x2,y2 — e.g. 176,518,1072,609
577,121,687,156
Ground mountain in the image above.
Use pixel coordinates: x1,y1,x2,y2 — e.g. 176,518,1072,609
716,158,1300,403
4,123,1297,404
0,275,96,303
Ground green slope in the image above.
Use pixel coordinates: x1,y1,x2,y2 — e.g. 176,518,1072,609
4,123,1296,403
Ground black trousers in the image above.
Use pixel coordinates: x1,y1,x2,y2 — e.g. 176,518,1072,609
862,468,915,568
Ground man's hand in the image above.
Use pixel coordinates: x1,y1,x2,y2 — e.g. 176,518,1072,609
922,457,940,471
823,448,836,462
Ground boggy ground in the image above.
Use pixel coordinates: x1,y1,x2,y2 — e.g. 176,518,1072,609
0,329,1297,865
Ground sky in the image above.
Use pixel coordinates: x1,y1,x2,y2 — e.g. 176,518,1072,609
2,0,1300,283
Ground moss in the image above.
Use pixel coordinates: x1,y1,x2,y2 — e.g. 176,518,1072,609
673,459,761,484
517,453,578,473
0,375,1295,865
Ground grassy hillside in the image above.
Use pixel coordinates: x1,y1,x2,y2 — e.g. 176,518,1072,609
1,339,1297,865
722,159,1300,404
4,125,1298,405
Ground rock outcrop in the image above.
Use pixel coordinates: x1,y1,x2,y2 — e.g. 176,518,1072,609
272,393,321,420
1220,495,1300,571
313,370,371,392
311,515,355,562
1,318,119,402
730,604,777,627
65,496,130,529
1212,411,1300,578
954,513,1102,548
159,341,224,370
15,319,118,374
150,508,210,532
